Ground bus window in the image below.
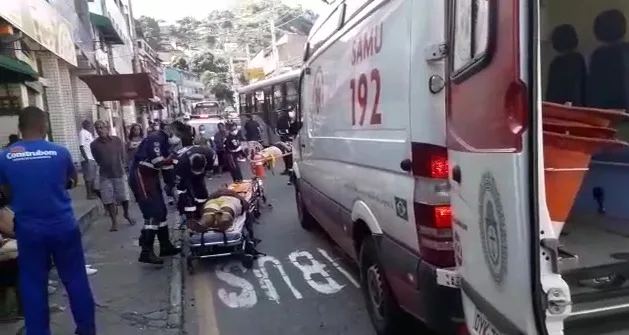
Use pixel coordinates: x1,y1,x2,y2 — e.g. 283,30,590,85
239,93,247,114
246,93,255,115
286,80,298,108
255,90,266,114
273,83,286,110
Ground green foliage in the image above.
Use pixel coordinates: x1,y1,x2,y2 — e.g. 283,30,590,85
189,51,228,74
211,83,236,105
136,16,163,50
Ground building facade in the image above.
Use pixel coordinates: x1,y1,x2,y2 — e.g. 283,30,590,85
164,67,204,117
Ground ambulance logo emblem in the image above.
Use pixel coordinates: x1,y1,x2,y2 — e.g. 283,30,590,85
478,171,507,286
394,197,408,221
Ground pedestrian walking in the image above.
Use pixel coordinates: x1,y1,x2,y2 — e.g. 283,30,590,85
224,121,245,183
126,123,144,168
243,114,262,142
213,123,227,174
0,106,96,335
91,120,136,231
79,120,98,199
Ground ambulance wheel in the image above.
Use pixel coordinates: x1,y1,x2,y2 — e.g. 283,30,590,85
241,255,254,269
360,236,404,335
295,187,316,231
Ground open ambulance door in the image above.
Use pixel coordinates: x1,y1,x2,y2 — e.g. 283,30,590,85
446,0,565,334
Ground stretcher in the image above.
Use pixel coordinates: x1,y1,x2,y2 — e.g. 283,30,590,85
184,179,267,274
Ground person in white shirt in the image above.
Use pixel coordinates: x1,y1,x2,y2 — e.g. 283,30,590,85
79,120,98,199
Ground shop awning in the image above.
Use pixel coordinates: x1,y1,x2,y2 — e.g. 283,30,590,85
0,55,39,83
89,13,124,45
79,73,155,102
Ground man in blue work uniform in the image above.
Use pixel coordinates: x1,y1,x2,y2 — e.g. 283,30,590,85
0,107,95,334
128,121,182,265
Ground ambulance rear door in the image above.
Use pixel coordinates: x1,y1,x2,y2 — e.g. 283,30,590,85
446,0,557,334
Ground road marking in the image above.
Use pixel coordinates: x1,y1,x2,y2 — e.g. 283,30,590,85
317,248,360,288
253,255,303,303
288,250,345,295
215,262,257,308
193,268,221,335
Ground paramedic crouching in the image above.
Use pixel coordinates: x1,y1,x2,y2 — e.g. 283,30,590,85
128,121,181,265
0,107,95,334
174,129,218,219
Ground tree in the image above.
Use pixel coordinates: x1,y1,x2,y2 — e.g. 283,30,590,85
189,51,228,74
136,16,162,50
211,83,235,105
170,16,202,49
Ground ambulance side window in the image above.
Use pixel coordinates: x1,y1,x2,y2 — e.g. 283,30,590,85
305,7,342,60
450,0,492,76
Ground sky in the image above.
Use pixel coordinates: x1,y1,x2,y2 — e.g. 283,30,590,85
131,0,332,21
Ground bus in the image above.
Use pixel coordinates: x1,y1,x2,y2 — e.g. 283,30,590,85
238,70,300,145
192,100,221,118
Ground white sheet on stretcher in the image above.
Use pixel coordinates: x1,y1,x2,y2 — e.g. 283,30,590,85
189,214,247,245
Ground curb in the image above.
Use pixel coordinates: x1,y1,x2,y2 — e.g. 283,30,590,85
78,204,102,236
167,228,184,332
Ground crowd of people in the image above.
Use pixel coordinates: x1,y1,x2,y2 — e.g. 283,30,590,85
0,106,295,334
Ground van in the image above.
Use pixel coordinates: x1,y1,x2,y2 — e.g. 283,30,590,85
293,0,629,334
293,0,461,333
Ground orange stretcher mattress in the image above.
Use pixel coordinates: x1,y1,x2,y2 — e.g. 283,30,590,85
227,180,254,201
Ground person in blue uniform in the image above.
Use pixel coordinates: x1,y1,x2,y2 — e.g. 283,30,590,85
0,107,95,335
128,121,182,265
174,129,218,220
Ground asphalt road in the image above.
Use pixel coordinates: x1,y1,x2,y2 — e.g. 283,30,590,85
183,168,377,335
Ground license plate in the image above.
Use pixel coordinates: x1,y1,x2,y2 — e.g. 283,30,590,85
473,311,500,335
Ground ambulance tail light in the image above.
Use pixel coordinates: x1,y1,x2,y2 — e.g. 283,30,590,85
411,142,454,268
457,324,470,335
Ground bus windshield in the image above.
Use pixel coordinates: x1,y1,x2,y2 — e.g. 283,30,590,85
193,101,220,117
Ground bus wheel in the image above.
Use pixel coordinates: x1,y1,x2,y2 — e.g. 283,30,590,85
360,236,404,335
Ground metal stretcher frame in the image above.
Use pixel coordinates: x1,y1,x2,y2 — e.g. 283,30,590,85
184,177,268,273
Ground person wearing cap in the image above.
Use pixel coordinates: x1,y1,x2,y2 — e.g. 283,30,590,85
128,120,182,265
174,128,218,222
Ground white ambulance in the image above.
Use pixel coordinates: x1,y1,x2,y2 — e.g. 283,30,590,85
292,0,629,334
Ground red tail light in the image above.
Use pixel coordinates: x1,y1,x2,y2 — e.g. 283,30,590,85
411,142,454,268
457,324,470,335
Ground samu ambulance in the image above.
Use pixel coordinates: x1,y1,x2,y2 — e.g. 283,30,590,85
292,0,629,334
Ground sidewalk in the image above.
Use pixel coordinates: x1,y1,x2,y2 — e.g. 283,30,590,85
0,189,181,334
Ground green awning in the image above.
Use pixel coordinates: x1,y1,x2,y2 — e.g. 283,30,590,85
90,13,124,45
0,55,39,83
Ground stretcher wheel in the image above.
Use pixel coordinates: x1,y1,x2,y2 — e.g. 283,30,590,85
254,208,261,218
241,255,254,269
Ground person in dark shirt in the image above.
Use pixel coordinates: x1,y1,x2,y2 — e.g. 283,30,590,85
0,107,95,334
174,131,218,220
128,121,182,265
243,114,262,142
91,120,135,231
224,121,245,182
213,123,227,174
4,134,19,148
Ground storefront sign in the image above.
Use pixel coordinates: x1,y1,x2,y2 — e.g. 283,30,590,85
0,0,77,66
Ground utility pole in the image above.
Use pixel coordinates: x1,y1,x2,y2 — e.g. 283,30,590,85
127,0,140,73
269,18,280,72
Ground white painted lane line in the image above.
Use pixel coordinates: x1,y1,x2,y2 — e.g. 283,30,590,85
288,250,345,294
215,262,257,309
317,248,360,288
253,255,303,303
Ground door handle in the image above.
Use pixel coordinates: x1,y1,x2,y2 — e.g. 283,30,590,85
400,159,412,172
452,165,462,184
